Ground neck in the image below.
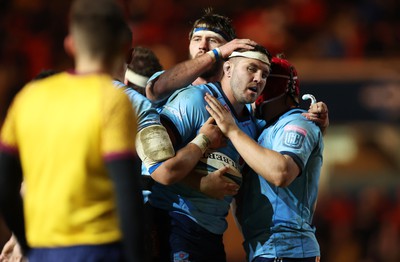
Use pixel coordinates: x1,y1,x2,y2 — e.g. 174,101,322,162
193,64,224,85
74,55,117,75
220,78,246,117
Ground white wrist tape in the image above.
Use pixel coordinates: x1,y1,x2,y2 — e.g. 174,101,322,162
206,50,216,61
190,133,210,154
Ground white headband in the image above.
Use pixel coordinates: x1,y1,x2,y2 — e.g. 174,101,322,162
125,68,149,88
228,51,271,66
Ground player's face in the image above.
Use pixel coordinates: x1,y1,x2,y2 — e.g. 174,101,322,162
189,30,227,59
229,58,270,105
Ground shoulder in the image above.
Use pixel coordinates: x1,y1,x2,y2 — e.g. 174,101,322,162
167,84,210,104
277,110,322,142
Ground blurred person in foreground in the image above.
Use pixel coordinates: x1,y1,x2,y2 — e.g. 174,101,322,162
0,0,146,261
0,69,59,262
205,55,324,262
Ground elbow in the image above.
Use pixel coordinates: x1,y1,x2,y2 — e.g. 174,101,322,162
263,169,293,188
273,175,292,188
149,80,168,101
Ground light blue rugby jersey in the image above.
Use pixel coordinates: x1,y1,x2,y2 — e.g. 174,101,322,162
147,71,168,112
113,80,161,131
148,82,259,235
235,108,324,261
113,80,161,202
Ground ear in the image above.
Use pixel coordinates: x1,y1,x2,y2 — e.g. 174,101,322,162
223,61,232,77
64,34,76,57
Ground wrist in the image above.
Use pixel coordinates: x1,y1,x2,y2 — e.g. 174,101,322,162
226,127,240,141
206,48,222,62
189,133,210,154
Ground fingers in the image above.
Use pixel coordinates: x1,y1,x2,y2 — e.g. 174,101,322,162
205,93,223,120
309,102,328,114
215,165,230,175
233,38,258,49
224,183,240,196
204,116,215,125
205,93,226,113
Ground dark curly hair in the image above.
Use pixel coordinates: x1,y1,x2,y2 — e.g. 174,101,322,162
188,7,236,42
126,46,163,77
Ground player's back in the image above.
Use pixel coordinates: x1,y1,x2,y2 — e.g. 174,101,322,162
6,72,131,247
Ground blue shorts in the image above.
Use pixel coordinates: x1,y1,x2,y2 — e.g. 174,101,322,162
253,257,319,262
153,208,226,262
28,242,124,262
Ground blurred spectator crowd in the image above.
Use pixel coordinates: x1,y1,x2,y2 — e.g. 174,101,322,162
315,186,400,262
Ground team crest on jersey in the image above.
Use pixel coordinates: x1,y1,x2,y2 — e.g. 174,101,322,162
173,251,190,262
282,125,307,149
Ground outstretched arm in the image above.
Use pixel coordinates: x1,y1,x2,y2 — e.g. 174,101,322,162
146,38,258,102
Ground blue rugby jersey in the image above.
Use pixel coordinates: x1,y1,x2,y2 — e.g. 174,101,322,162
113,80,161,131
113,80,161,202
235,109,324,261
149,82,258,234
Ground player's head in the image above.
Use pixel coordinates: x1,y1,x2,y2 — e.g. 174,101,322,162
68,0,131,68
188,8,236,81
255,55,300,118
189,8,236,44
223,45,272,105
124,46,163,96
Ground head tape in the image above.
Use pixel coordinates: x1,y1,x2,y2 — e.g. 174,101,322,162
228,51,271,66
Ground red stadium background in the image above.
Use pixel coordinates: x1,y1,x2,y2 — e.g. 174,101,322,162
1,1,399,261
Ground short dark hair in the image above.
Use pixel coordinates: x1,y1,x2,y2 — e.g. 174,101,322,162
69,0,131,62
126,46,163,77
188,8,236,42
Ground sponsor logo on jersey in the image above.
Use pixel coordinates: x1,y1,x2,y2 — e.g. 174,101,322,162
203,151,240,171
283,125,306,149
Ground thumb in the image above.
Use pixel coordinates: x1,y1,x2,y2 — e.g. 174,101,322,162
204,116,216,125
214,165,230,177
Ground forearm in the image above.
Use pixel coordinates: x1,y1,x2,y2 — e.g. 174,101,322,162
148,54,215,101
151,143,203,185
0,152,29,255
106,156,146,262
227,129,296,187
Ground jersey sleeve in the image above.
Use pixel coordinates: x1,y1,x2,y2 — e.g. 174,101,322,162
272,119,321,172
160,87,208,145
102,86,137,161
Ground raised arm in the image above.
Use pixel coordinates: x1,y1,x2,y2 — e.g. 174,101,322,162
146,38,258,102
